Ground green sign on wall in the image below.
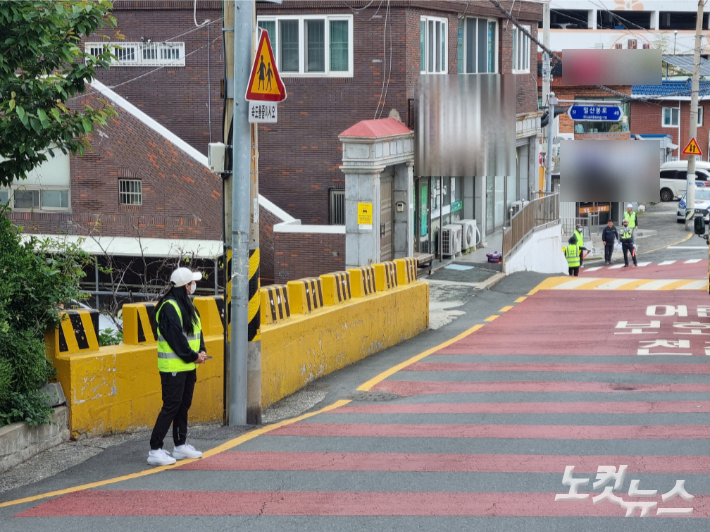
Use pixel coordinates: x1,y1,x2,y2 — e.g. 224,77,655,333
451,201,462,212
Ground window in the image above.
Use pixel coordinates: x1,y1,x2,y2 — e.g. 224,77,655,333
257,16,353,76
0,189,7,205
459,17,498,74
663,107,680,127
5,187,69,211
41,190,69,209
85,42,185,67
698,106,704,126
329,189,344,225
420,16,448,74
512,25,530,73
119,180,142,206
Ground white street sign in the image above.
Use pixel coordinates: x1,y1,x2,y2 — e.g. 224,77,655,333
249,101,277,123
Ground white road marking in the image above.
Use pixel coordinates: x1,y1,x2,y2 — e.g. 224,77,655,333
635,279,682,290
553,278,601,289
594,279,637,290
658,260,677,266
685,259,702,264
677,280,708,290
584,267,603,272
609,264,625,269
636,262,651,267
670,246,708,250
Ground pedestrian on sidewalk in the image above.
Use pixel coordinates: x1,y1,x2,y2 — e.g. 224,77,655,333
601,219,620,265
624,203,639,247
565,235,581,277
620,219,637,267
148,267,207,467
574,224,587,267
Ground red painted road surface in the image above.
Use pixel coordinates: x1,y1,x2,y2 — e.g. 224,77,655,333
13,287,710,524
580,260,707,279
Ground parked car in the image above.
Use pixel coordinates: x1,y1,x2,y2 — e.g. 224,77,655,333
660,160,710,202
677,188,710,223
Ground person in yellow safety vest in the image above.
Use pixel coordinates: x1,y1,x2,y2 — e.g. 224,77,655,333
620,218,638,267
147,267,207,467
574,224,587,267
624,203,638,248
565,235,581,277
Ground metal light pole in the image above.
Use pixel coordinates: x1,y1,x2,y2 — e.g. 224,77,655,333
542,2,550,194
545,93,557,193
685,2,704,230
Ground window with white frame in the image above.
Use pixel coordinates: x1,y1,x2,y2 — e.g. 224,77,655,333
2,187,70,211
512,25,531,73
85,42,185,67
257,16,353,76
421,16,448,74
119,179,142,206
460,17,498,74
663,107,680,127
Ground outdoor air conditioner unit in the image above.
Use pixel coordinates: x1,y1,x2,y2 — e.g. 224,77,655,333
510,201,524,217
441,224,462,258
454,219,478,250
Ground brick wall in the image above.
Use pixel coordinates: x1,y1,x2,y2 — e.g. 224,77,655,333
90,3,223,156
631,100,709,161
575,132,631,141
273,231,346,284
12,87,223,241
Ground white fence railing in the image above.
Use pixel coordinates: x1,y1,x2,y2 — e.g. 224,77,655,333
85,42,186,67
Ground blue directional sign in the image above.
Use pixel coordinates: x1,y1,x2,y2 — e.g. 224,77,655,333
567,105,623,122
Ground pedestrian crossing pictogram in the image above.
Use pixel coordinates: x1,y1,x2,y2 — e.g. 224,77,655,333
682,137,702,156
245,29,286,102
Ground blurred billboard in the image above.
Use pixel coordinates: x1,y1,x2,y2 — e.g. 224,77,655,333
561,49,661,86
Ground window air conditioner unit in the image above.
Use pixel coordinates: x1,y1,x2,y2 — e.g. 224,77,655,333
510,200,524,217
441,224,462,257
454,219,478,250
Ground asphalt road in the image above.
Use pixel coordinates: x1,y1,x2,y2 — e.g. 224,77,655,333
3,201,710,530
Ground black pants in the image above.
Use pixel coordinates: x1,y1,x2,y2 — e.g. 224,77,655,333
568,266,579,276
622,240,637,266
579,248,585,267
150,369,196,450
604,243,614,262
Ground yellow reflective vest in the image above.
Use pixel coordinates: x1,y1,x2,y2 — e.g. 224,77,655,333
573,230,584,249
156,299,201,373
624,210,637,228
565,244,581,268
620,226,634,241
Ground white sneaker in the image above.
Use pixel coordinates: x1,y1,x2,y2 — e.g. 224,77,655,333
173,444,203,460
147,448,176,466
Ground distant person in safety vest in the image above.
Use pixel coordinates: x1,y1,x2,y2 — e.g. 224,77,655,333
624,203,638,247
620,218,637,268
574,224,586,267
147,267,207,467
565,235,581,277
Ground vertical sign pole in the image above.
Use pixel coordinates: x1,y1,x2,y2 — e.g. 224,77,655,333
686,0,703,230
229,0,252,426
247,0,262,425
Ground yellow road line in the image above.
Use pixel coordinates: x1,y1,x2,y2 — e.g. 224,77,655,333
0,399,351,509
515,297,527,303
616,279,657,290
527,276,571,295
572,278,616,290
659,279,702,290
499,306,513,312
357,324,485,392
484,315,500,322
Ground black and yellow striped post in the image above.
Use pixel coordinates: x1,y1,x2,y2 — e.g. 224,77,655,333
247,247,262,425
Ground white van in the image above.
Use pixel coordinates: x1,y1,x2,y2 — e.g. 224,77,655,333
660,160,710,202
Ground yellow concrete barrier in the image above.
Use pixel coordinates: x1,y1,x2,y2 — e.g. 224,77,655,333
122,302,158,344
374,261,399,291
348,265,377,297
45,309,100,355
395,257,417,285
320,272,352,305
261,285,290,325
49,268,429,437
287,278,324,314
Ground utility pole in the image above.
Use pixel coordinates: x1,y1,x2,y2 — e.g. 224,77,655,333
686,0,704,230
542,1,551,193
226,0,253,426
546,93,556,193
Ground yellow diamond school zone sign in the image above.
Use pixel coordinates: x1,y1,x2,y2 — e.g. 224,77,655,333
246,29,286,123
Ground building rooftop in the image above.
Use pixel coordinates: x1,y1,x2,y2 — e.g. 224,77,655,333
339,118,412,139
632,80,710,97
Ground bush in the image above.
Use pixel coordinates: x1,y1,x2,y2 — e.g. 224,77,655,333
0,208,90,427
98,328,123,347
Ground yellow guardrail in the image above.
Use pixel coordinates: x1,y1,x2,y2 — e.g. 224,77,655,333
47,261,429,437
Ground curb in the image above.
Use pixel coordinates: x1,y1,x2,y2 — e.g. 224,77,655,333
477,272,506,290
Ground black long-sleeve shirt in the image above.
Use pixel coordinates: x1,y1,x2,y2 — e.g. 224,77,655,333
157,298,205,364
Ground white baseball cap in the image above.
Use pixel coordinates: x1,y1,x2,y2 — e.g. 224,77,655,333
170,267,202,287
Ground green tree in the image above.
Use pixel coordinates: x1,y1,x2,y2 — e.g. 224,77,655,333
0,0,118,185
0,209,91,426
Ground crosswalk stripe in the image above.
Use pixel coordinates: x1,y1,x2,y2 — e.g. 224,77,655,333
659,279,702,290
678,280,709,290
593,279,637,290
636,262,651,267
608,264,624,269
635,279,683,290
685,259,702,264
583,266,603,272
552,278,599,289
659,260,677,266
